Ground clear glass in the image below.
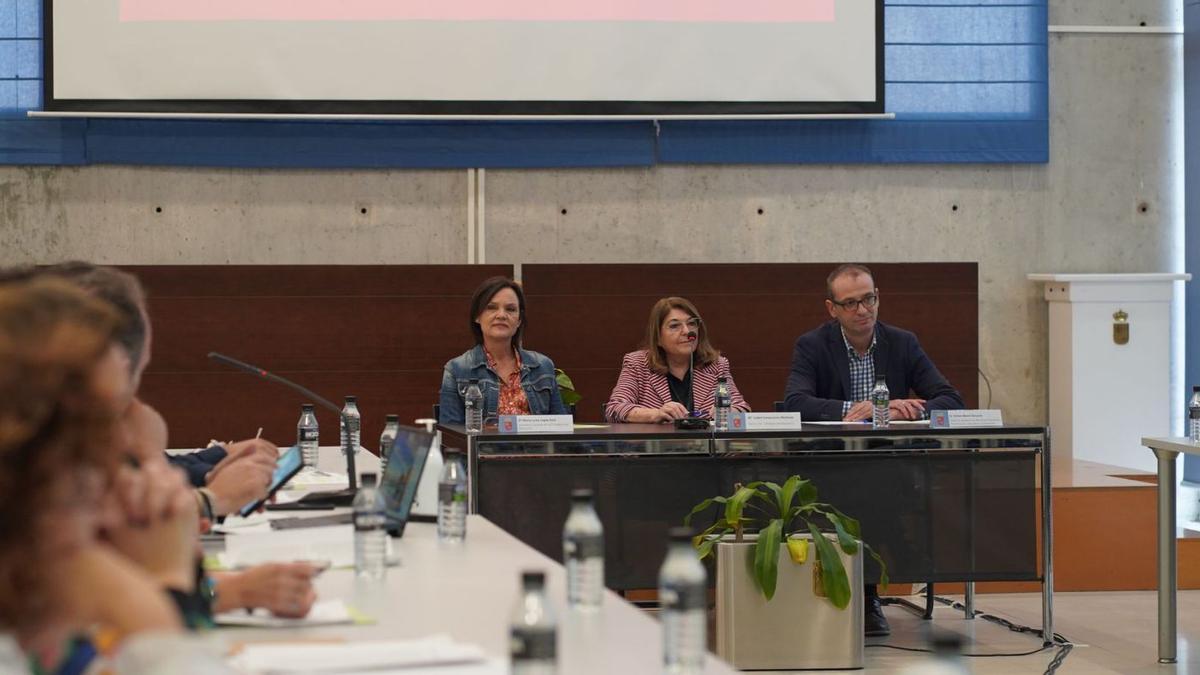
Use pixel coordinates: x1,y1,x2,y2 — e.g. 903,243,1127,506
437,454,468,542
297,406,319,468
353,483,388,579
510,580,557,674
563,500,605,609
659,541,706,674
871,379,890,429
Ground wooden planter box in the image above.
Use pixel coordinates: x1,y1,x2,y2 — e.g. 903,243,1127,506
715,533,864,670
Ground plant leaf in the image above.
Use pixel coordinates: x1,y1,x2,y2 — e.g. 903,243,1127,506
779,476,805,518
753,518,784,600
797,479,818,506
808,523,852,609
864,543,890,590
821,510,860,555
724,484,762,526
822,504,862,541
683,495,727,527
554,369,583,406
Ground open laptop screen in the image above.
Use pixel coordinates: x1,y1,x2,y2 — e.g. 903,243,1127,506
378,425,435,536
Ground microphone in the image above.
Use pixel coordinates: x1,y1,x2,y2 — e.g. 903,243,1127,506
685,329,697,415
207,352,359,498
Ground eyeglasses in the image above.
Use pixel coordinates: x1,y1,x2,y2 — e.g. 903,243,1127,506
830,294,878,312
665,317,701,333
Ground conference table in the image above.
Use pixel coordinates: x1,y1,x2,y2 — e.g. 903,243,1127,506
1142,436,1197,664
441,421,1053,639
214,447,735,674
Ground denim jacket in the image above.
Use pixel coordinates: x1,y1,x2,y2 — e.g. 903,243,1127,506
438,344,568,424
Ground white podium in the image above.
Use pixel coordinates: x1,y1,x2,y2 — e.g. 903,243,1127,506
1028,273,1189,473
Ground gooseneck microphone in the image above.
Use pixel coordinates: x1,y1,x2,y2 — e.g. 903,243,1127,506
207,352,358,494
685,328,698,414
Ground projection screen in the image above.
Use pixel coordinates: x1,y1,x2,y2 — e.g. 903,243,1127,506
45,0,884,116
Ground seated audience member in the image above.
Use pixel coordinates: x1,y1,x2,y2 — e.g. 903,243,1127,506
0,278,231,674
438,276,568,425
604,296,749,423
782,263,966,637
42,262,319,618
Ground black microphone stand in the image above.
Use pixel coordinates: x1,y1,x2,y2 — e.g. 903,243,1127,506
207,352,358,505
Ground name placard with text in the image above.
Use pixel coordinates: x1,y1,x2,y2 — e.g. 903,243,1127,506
729,412,804,432
498,415,574,434
929,410,1004,429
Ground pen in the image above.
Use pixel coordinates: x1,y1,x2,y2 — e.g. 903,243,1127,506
256,427,263,439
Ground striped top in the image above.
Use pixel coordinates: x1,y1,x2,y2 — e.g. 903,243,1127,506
604,350,750,422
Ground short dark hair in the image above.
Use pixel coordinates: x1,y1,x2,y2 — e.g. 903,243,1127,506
825,263,874,300
0,262,147,372
468,276,526,350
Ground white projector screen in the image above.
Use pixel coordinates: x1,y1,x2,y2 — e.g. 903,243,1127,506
46,0,883,116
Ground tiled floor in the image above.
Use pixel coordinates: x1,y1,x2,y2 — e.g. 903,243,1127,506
782,590,1200,674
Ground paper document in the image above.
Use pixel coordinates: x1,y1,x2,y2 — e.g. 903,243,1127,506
215,600,358,628
229,634,489,673
220,525,384,569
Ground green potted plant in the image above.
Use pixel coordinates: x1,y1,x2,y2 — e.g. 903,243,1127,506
685,476,888,670
555,368,582,407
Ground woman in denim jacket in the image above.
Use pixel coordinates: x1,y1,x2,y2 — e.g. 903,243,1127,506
438,277,568,425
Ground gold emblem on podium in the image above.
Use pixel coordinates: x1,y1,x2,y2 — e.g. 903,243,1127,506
1113,309,1129,345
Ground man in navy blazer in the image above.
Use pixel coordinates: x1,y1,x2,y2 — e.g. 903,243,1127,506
783,264,965,637
784,264,965,422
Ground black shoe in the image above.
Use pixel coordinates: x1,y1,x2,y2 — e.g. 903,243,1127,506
864,596,891,637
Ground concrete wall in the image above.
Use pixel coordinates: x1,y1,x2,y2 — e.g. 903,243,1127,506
0,0,1183,428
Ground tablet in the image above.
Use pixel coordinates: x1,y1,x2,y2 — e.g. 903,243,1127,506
238,444,304,517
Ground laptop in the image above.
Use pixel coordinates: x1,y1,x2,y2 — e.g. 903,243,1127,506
378,425,436,536
270,425,435,536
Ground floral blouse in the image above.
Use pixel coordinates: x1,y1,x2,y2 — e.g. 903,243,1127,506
485,347,531,415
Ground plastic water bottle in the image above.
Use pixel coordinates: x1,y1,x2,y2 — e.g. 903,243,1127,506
297,403,319,468
871,378,890,429
438,449,468,542
563,488,604,610
660,527,706,674
379,414,399,475
510,571,557,675
1190,386,1200,443
341,395,362,453
713,376,732,431
353,472,387,580
464,379,484,433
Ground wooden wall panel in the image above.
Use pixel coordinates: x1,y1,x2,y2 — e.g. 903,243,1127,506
522,263,978,421
129,265,512,449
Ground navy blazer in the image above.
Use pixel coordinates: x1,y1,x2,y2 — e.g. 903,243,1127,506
783,320,965,421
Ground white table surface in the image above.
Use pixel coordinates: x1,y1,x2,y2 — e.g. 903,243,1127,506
220,515,736,674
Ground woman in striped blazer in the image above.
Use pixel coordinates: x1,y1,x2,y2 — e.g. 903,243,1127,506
604,296,749,423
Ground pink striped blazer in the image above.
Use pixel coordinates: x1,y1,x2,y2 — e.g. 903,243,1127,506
604,350,750,422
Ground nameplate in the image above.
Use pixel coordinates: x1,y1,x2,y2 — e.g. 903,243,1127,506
729,412,804,432
929,410,1004,429
498,415,574,434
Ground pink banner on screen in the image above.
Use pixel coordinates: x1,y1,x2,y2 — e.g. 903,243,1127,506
120,0,836,23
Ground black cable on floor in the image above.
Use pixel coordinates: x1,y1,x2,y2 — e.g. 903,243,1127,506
868,594,1074,675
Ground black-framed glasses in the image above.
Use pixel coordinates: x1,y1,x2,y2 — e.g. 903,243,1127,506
831,294,878,312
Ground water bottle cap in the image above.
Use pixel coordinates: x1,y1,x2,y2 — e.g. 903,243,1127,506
302,403,314,411
442,447,463,458
1194,386,1200,393
345,395,358,403
360,472,378,488
570,488,594,503
668,526,695,543
717,376,727,382
468,378,479,384
521,571,546,588
385,414,399,422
